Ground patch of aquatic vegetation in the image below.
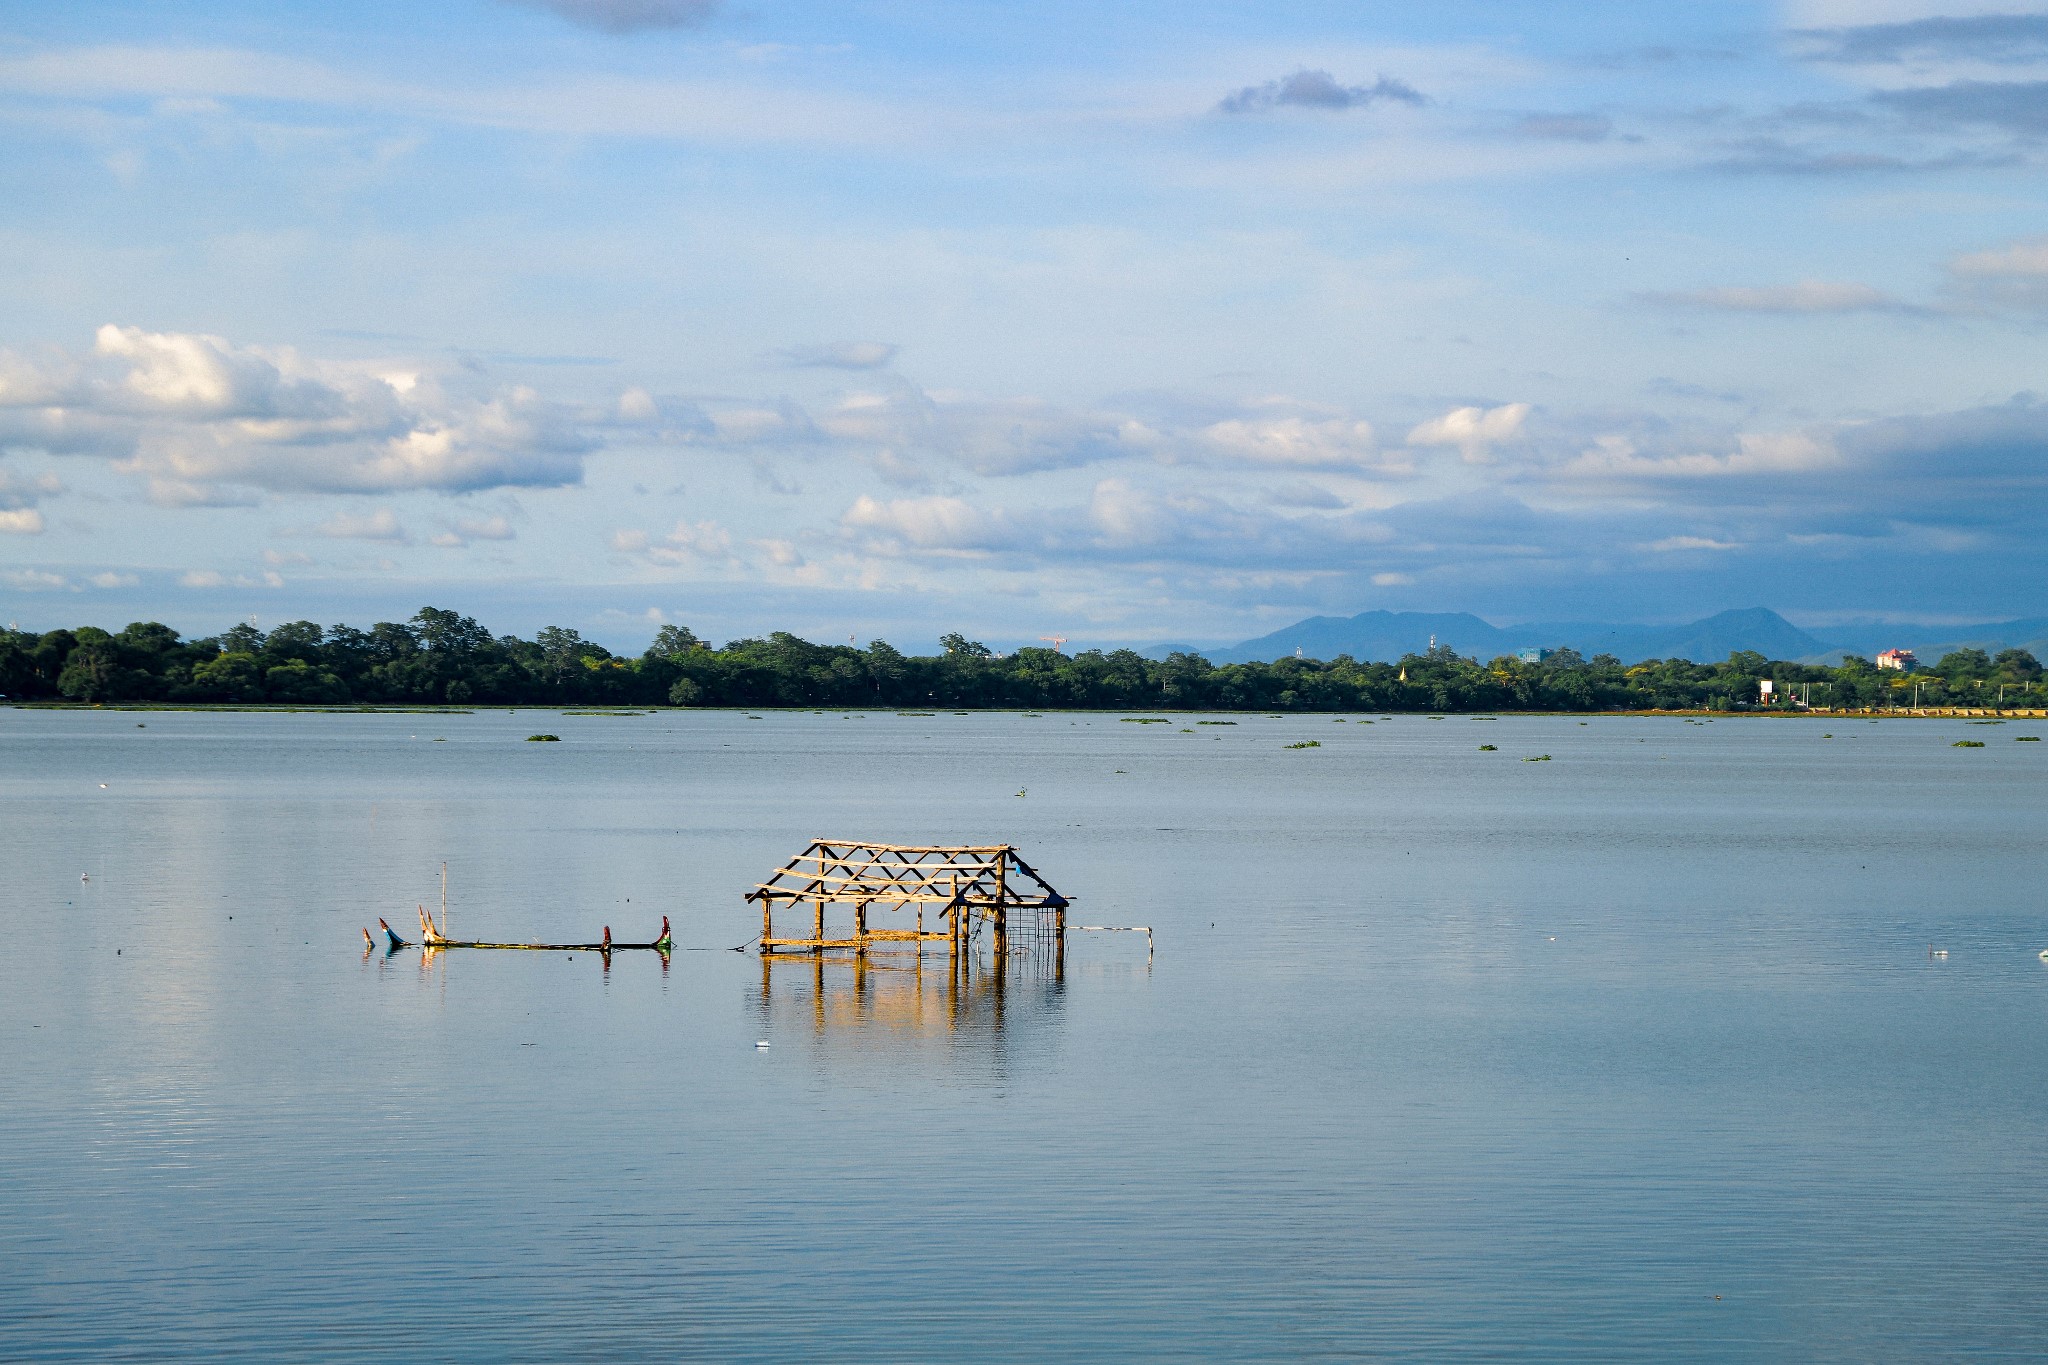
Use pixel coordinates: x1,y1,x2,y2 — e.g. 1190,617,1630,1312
897,712,936,717
1122,717,1171,724
2017,736,2041,741
560,711,647,717
1472,716,1498,721
1284,740,1321,749
1196,720,1237,725
1969,720,2005,725
526,734,560,742
1953,740,1985,747
1523,754,1553,762
1479,744,1498,751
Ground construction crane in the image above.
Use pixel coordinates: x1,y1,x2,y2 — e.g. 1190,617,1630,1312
1039,635,1068,653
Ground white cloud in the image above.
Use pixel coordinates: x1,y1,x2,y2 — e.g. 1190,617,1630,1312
1196,416,1382,469
1952,237,2048,276
613,518,737,565
1646,535,1742,552
616,386,659,422
842,494,1025,552
1644,281,1898,312
88,571,140,588
0,508,45,534
305,507,408,541
1406,403,1531,462
431,514,517,548
2,568,71,591
179,568,284,589
1558,431,1839,481
0,326,597,500
1371,571,1414,585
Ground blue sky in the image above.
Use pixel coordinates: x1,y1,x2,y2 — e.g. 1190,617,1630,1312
3,0,2047,649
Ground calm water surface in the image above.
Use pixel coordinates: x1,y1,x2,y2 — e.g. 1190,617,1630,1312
4,707,2047,1360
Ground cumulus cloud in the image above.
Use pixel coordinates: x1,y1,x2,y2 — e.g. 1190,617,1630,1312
1406,403,1531,462
779,341,899,370
0,508,44,534
842,494,1028,553
2,568,71,591
430,515,517,548
1641,280,1900,312
0,326,598,502
1218,70,1426,115
613,518,736,566
1195,416,1382,469
504,0,719,34
304,506,408,541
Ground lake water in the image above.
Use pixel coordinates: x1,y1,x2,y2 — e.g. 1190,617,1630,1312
4,706,2047,1360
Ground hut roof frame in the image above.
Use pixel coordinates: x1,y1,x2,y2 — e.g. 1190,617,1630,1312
747,839,1069,956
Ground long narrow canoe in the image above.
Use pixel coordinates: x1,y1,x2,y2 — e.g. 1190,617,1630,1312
369,911,672,953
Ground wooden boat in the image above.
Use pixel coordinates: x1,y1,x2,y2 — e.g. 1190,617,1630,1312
411,904,671,953
363,864,671,954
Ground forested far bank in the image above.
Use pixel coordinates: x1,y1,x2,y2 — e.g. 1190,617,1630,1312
2,608,2044,713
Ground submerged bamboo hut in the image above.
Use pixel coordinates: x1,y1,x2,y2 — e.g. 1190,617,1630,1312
747,840,1069,959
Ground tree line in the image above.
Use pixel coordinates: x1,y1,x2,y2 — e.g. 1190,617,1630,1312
2,608,2043,712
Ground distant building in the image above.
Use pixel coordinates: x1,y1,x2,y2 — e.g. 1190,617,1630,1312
1876,649,1917,672
1517,648,1554,664
1758,679,1774,699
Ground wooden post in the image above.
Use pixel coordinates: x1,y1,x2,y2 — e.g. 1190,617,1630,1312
855,898,868,955
992,850,1010,958
813,892,825,955
761,895,773,956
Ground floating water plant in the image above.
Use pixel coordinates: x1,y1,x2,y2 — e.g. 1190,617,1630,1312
1954,740,1985,747
526,733,560,742
2018,736,2041,741
1196,720,1236,725
1523,754,1553,762
1479,744,1498,751
1284,740,1321,749
1122,717,1171,724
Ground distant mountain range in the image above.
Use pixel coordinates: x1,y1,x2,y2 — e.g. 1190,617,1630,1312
1145,608,2048,667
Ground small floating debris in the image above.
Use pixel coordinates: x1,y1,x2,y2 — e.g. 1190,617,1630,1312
1196,720,1236,726
1523,754,1553,762
755,1040,771,1049
526,733,560,742
1121,717,1170,724
1929,945,1949,959
1479,744,1498,751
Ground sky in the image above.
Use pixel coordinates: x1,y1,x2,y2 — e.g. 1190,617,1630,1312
3,0,2048,651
